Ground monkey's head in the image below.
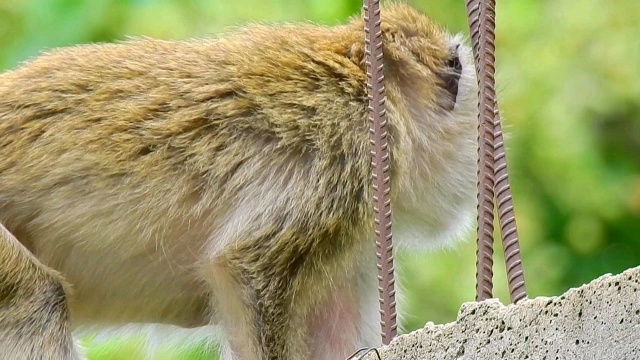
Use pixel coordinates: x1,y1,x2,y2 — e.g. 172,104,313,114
350,3,479,251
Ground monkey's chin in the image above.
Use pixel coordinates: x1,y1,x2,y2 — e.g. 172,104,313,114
391,206,475,253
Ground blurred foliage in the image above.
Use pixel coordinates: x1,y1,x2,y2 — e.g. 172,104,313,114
1,0,639,358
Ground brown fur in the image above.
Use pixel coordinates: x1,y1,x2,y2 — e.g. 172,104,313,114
0,3,478,360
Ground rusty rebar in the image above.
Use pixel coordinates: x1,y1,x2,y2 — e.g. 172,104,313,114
364,0,397,345
466,0,527,304
493,107,527,303
465,0,496,302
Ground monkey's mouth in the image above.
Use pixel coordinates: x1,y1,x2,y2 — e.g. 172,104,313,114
438,45,463,111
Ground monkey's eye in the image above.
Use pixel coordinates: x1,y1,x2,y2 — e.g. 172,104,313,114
447,55,462,73
439,49,463,110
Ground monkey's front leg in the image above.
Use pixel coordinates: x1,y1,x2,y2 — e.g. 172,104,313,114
210,252,378,360
0,224,82,360
210,262,310,360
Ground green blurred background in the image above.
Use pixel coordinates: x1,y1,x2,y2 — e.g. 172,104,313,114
1,0,639,359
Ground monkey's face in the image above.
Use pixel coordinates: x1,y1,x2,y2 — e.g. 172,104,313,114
377,5,479,251
379,4,477,116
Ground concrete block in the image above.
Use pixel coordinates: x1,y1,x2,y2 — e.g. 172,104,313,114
360,265,640,360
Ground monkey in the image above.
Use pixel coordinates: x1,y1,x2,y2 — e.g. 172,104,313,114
0,2,478,360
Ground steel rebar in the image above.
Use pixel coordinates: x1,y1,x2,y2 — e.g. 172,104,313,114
364,0,397,345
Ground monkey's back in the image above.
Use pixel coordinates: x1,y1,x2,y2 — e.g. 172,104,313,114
0,25,370,191
0,25,373,326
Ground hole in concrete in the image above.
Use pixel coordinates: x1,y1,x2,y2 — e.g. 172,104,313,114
499,321,506,333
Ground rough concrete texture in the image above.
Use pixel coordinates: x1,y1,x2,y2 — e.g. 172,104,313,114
361,265,640,360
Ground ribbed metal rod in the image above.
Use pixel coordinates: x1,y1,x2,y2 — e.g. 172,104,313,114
493,107,527,303
364,0,397,345
465,0,496,302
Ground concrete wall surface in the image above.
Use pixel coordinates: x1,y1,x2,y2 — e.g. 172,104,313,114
359,265,640,360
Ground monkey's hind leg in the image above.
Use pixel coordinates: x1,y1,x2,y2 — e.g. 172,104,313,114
0,223,82,360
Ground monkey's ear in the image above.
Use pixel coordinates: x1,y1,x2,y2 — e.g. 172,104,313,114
344,19,402,70
346,42,365,69
380,20,405,40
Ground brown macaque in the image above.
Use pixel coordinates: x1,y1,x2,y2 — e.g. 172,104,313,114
0,3,478,360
